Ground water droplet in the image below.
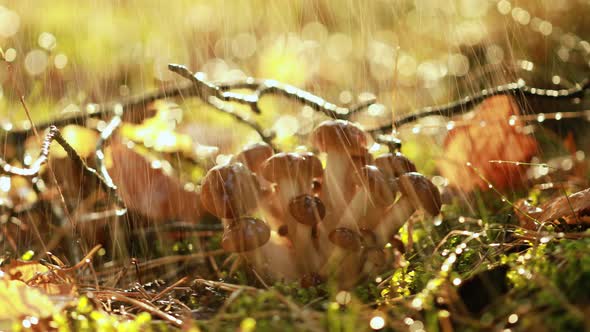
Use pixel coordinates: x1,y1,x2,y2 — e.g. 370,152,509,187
370,316,385,330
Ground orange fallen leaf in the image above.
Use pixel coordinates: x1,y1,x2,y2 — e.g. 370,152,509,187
108,141,203,222
1,260,76,296
0,279,57,324
438,95,538,192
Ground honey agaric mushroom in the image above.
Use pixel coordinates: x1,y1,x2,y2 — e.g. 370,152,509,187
221,217,271,253
339,165,396,230
198,119,443,288
375,152,417,178
200,163,259,219
289,194,326,227
222,217,298,280
310,120,368,229
372,173,441,247
398,172,442,216
200,164,297,280
323,227,364,287
236,142,274,175
261,152,323,274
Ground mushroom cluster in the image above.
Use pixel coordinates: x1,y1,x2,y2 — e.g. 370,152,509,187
200,120,442,288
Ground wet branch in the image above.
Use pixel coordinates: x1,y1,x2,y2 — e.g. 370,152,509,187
168,63,356,118
367,78,590,134
0,125,126,213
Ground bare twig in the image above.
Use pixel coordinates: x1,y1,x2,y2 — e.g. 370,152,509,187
168,63,352,118
93,290,184,327
367,78,590,134
0,125,126,214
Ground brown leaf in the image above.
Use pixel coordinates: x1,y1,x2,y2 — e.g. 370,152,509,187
438,95,538,192
1,260,76,296
108,141,203,222
538,188,590,225
0,279,56,323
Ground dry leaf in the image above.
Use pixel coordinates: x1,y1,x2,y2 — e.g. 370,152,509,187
439,95,538,192
0,279,56,323
517,188,590,229
1,260,76,296
108,141,203,222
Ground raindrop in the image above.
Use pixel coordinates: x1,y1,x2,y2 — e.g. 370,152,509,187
38,32,57,50
447,53,470,76
370,316,385,330
4,48,16,62
54,53,68,69
0,8,20,37
24,49,48,76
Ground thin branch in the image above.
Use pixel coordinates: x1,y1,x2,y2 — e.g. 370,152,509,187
168,63,352,118
0,125,126,212
367,78,590,134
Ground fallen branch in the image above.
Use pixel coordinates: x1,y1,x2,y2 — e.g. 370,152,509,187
0,125,126,213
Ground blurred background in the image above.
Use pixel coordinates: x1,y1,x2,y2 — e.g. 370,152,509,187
0,0,589,126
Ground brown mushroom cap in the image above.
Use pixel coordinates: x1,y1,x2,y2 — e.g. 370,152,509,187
347,148,375,179
310,120,368,156
297,152,324,179
260,152,315,184
221,217,271,253
398,172,442,216
328,227,362,251
288,194,326,226
375,152,417,178
236,142,274,174
200,163,259,218
353,165,396,207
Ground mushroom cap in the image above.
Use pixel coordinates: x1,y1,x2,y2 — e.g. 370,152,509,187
288,194,326,226
221,217,271,253
328,228,362,251
236,142,273,174
200,163,259,218
353,165,396,207
297,152,324,179
310,120,368,156
346,148,375,178
398,172,442,216
375,152,417,178
260,152,316,184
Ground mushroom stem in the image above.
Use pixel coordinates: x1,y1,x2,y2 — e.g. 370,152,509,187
321,228,363,288
242,231,298,281
337,189,368,230
322,152,354,230
276,179,320,274
373,197,416,247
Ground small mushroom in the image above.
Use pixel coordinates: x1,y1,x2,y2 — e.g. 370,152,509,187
200,163,259,219
322,227,364,287
261,153,323,274
236,142,274,175
372,172,441,246
398,172,442,216
375,152,417,178
375,152,417,193
310,120,368,229
339,165,396,230
222,217,298,281
221,217,271,253
289,194,326,226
